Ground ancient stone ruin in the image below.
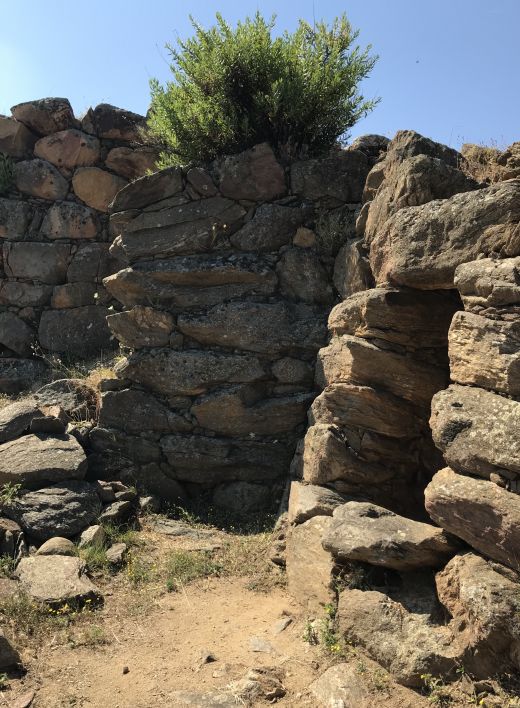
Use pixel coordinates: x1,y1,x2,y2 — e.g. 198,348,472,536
1,96,520,699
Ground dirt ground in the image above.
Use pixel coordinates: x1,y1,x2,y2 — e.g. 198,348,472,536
1,523,516,708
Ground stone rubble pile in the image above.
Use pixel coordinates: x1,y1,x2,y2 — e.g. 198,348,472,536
285,129,520,686
0,97,159,393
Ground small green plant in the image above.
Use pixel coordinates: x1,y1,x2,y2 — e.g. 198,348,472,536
148,12,378,166
421,673,453,706
79,544,109,573
0,555,16,577
319,603,344,655
164,549,222,592
0,153,13,195
302,619,319,645
126,552,153,587
0,672,8,690
0,482,21,506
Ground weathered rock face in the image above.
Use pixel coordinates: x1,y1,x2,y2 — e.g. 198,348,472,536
0,116,37,158
38,306,113,355
290,149,369,205
430,384,520,480
72,167,127,212
425,468,520,571
107,306,174,348
34,129,100,169
369,180,520,289
0,433,87,487
323,501,459,570
15,158,69,200
455,256,520,315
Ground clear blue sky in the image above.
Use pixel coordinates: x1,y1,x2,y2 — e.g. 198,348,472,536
1,0,518,149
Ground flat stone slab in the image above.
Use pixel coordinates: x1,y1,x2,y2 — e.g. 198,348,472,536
0,433,87,487
322,501,459,570
15,555,102,605
0,399,40,443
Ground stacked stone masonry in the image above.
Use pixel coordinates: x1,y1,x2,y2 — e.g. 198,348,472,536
0,97,158,393
95,140,375,510
286,130,520,686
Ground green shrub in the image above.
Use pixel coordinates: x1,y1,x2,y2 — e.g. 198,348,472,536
0,153,13,195
148,12,378,166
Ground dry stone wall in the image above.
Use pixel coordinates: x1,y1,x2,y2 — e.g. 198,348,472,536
0,97,158,393
93,141,378,511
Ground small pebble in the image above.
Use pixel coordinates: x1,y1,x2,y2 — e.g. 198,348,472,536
122,666,129,675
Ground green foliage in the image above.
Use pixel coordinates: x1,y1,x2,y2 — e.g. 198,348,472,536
0,153,13,195
0,482,21,507
148,12,378,166
164,549,223,592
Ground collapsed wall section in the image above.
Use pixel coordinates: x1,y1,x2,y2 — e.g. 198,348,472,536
0,97,158,393
93,141,375,510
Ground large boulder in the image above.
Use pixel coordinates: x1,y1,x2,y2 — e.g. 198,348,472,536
109,167,182,212
40,201,98,239
15,555,102,605
116,348,266,397
290,149,369,205
230,204,306,252
72,166,127,212
11,98,75,135
3,480,102,541
215,143,286,201
286,515,336,611
98,389,191,434
448,311,520,395
337,582,460,686
0,115,37,158
309,383,421,438
34,379,98,420
425,467,520,571
177,301,326,354
3,241,70,284
0,398,41,443
454,256,520,315
369,180,520,289
430,384,520,480
107,306,174,348
84,103,146,141
287,481,345,524
333,238,374,299
14,159,68,200
435,552,520,675
301,424,394,486
160,435,290,485
38,306,113,356
363,153,477,244
316,335,447,406
0,311,35,356
328,287,459,350
191,386,313,436
0,433,87,487
0,359,47,396
105,146,158,180
322,501,459,570
0,197,40,240
276,248,334,304
34,129,100,169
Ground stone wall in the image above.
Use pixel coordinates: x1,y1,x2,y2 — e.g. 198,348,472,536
0,97,158,393
285,129,520,685
92,140,378,511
